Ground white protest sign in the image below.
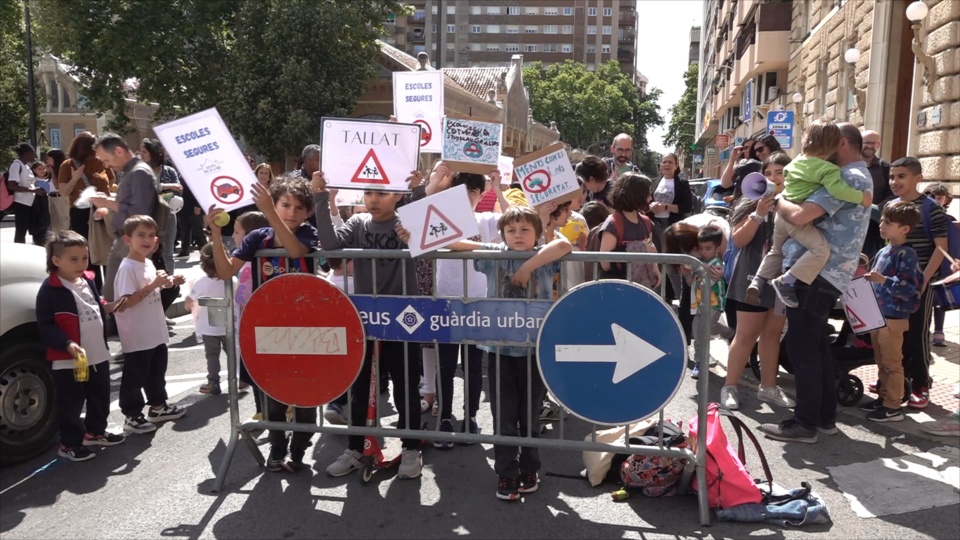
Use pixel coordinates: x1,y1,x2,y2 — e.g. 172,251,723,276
321,118,421,193
498,155,514,185
512,142,580,207
393,70,444,154
441,115,502,174
397,184,479,257
153,107,255,212
842,277,886,334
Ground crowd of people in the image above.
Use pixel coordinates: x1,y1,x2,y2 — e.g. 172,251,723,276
7,116,959,501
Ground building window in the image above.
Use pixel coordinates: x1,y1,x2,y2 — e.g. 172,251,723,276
471,25,481,33
487,25,500,33
588,7,597,17
586,63,596,71
505,25,520,34
562,25,573,34
447,24,456,33
544,25,558,34
818,61,829,115
471,43,482,51
525,26,539,34
431,24,437,33
563,7,573,16
587,25,597,35
587,44,596,54
74,126,86,136
49,128,61,148
603,7,613,17
544,43,558,52
602,44,611,53
471,6,481,15
492,6,506,15
414,9,425,20
525,7,540,15
447,5,455,15
431,6,437,14
562,43,572,53
525,44,538,52
602,25,612,35
487,44,500,51
544,7,558,16
506,44,520,52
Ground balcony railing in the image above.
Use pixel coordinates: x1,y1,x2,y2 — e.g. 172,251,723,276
409,31,425,43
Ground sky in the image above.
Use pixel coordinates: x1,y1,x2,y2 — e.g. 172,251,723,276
634,0,703,154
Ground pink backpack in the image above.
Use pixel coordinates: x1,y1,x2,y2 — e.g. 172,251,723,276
687,403,773,508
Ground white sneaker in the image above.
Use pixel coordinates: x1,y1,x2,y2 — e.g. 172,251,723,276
757,386,796,408
397,449,422,479
720,386,740,410
325,449,362,477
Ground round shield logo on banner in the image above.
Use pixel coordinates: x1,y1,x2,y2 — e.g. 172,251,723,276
463,142,484,159
522,169,552,194
210,176,244,205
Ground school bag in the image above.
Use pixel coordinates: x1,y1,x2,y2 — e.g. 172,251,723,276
895,195,959,281
0,171,14,211
609,211,660,289
686,403,773,509
610,419,690,497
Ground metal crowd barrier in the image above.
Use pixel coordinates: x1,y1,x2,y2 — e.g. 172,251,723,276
205,249,715,526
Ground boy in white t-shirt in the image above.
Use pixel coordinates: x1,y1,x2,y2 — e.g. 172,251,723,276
114,215,187,434
36,231,127,461
186,243,234,395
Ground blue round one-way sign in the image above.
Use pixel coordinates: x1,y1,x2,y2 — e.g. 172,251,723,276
537,281,687,426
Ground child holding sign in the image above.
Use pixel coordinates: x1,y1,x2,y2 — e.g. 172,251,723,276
37,231,127,461
859,201,923,423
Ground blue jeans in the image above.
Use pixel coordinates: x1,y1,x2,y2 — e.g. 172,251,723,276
784,276,841,429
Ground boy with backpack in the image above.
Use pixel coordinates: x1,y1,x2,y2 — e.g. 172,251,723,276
925,183,957,347
885,157,950,409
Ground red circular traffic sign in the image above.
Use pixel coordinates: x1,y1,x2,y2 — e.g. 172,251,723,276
210,175,244,205
414,119,432,146
522,169,552,194
239,274,366,407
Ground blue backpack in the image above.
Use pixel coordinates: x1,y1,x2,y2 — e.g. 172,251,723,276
896,195,959,280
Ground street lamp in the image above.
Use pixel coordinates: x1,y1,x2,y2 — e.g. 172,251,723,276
906,1,937,94
844,47,866,114
791,91,805,131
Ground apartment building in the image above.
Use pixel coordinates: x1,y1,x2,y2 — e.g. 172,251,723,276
384,0,641,83
694,0,793,177
689,26,701,65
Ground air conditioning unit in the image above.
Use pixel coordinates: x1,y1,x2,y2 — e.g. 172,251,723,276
767,86,779,102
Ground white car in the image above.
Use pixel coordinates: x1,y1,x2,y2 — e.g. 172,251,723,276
0,242,57,464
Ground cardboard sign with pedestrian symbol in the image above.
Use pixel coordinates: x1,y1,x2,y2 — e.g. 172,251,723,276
153,107,256,212
842,277,885,334
393,70,444,153
397,184,479,257
537,281,687,425
239,274,366,407
441,114,502,174
513,142,580,207
321,117,421,193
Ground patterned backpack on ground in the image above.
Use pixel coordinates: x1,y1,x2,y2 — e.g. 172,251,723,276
608,420,690,497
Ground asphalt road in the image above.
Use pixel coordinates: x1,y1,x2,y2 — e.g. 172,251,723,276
1,315,958,540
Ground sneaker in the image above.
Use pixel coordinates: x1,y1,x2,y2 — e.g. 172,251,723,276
744,277,765,306
497,476,520,501
326,449,362,477
859,398,884,412
817,423,839,435
931,332,946,347
458,418,480,445
397,449,422,479
519,472,539,494
690,364,700,380
199,383,222,395
866,406,904,423
920,412,960,437
148,403,186,422
123,415,157,434
58,446,96,462
908,388,929,409
720,386,740,411
323,403,347,425
83,432,125,446
758,418,818,444
266,456,290,473
433,419,455,449
757,386,796,408
771,276,799,309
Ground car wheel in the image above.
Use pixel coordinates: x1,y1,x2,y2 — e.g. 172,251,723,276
0,342,58,465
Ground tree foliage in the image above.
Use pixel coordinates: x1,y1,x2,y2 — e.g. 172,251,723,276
33,0,406,158
664,63,698,155
0,0,34,161
523,60,663,154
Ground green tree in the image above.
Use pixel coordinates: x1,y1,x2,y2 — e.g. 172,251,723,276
223,0,405,159
524,60,662,154
635,149,663,179
664,63,698,156
0,0,34,161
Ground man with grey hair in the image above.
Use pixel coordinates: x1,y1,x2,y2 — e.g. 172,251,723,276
603,133,640,178
299,144,321,180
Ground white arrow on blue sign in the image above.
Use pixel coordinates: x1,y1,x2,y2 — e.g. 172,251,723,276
537,281,687,426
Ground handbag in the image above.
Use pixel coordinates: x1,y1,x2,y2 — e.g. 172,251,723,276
87,209,114,266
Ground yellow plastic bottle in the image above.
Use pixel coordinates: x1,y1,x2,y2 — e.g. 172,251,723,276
74,348,89,382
